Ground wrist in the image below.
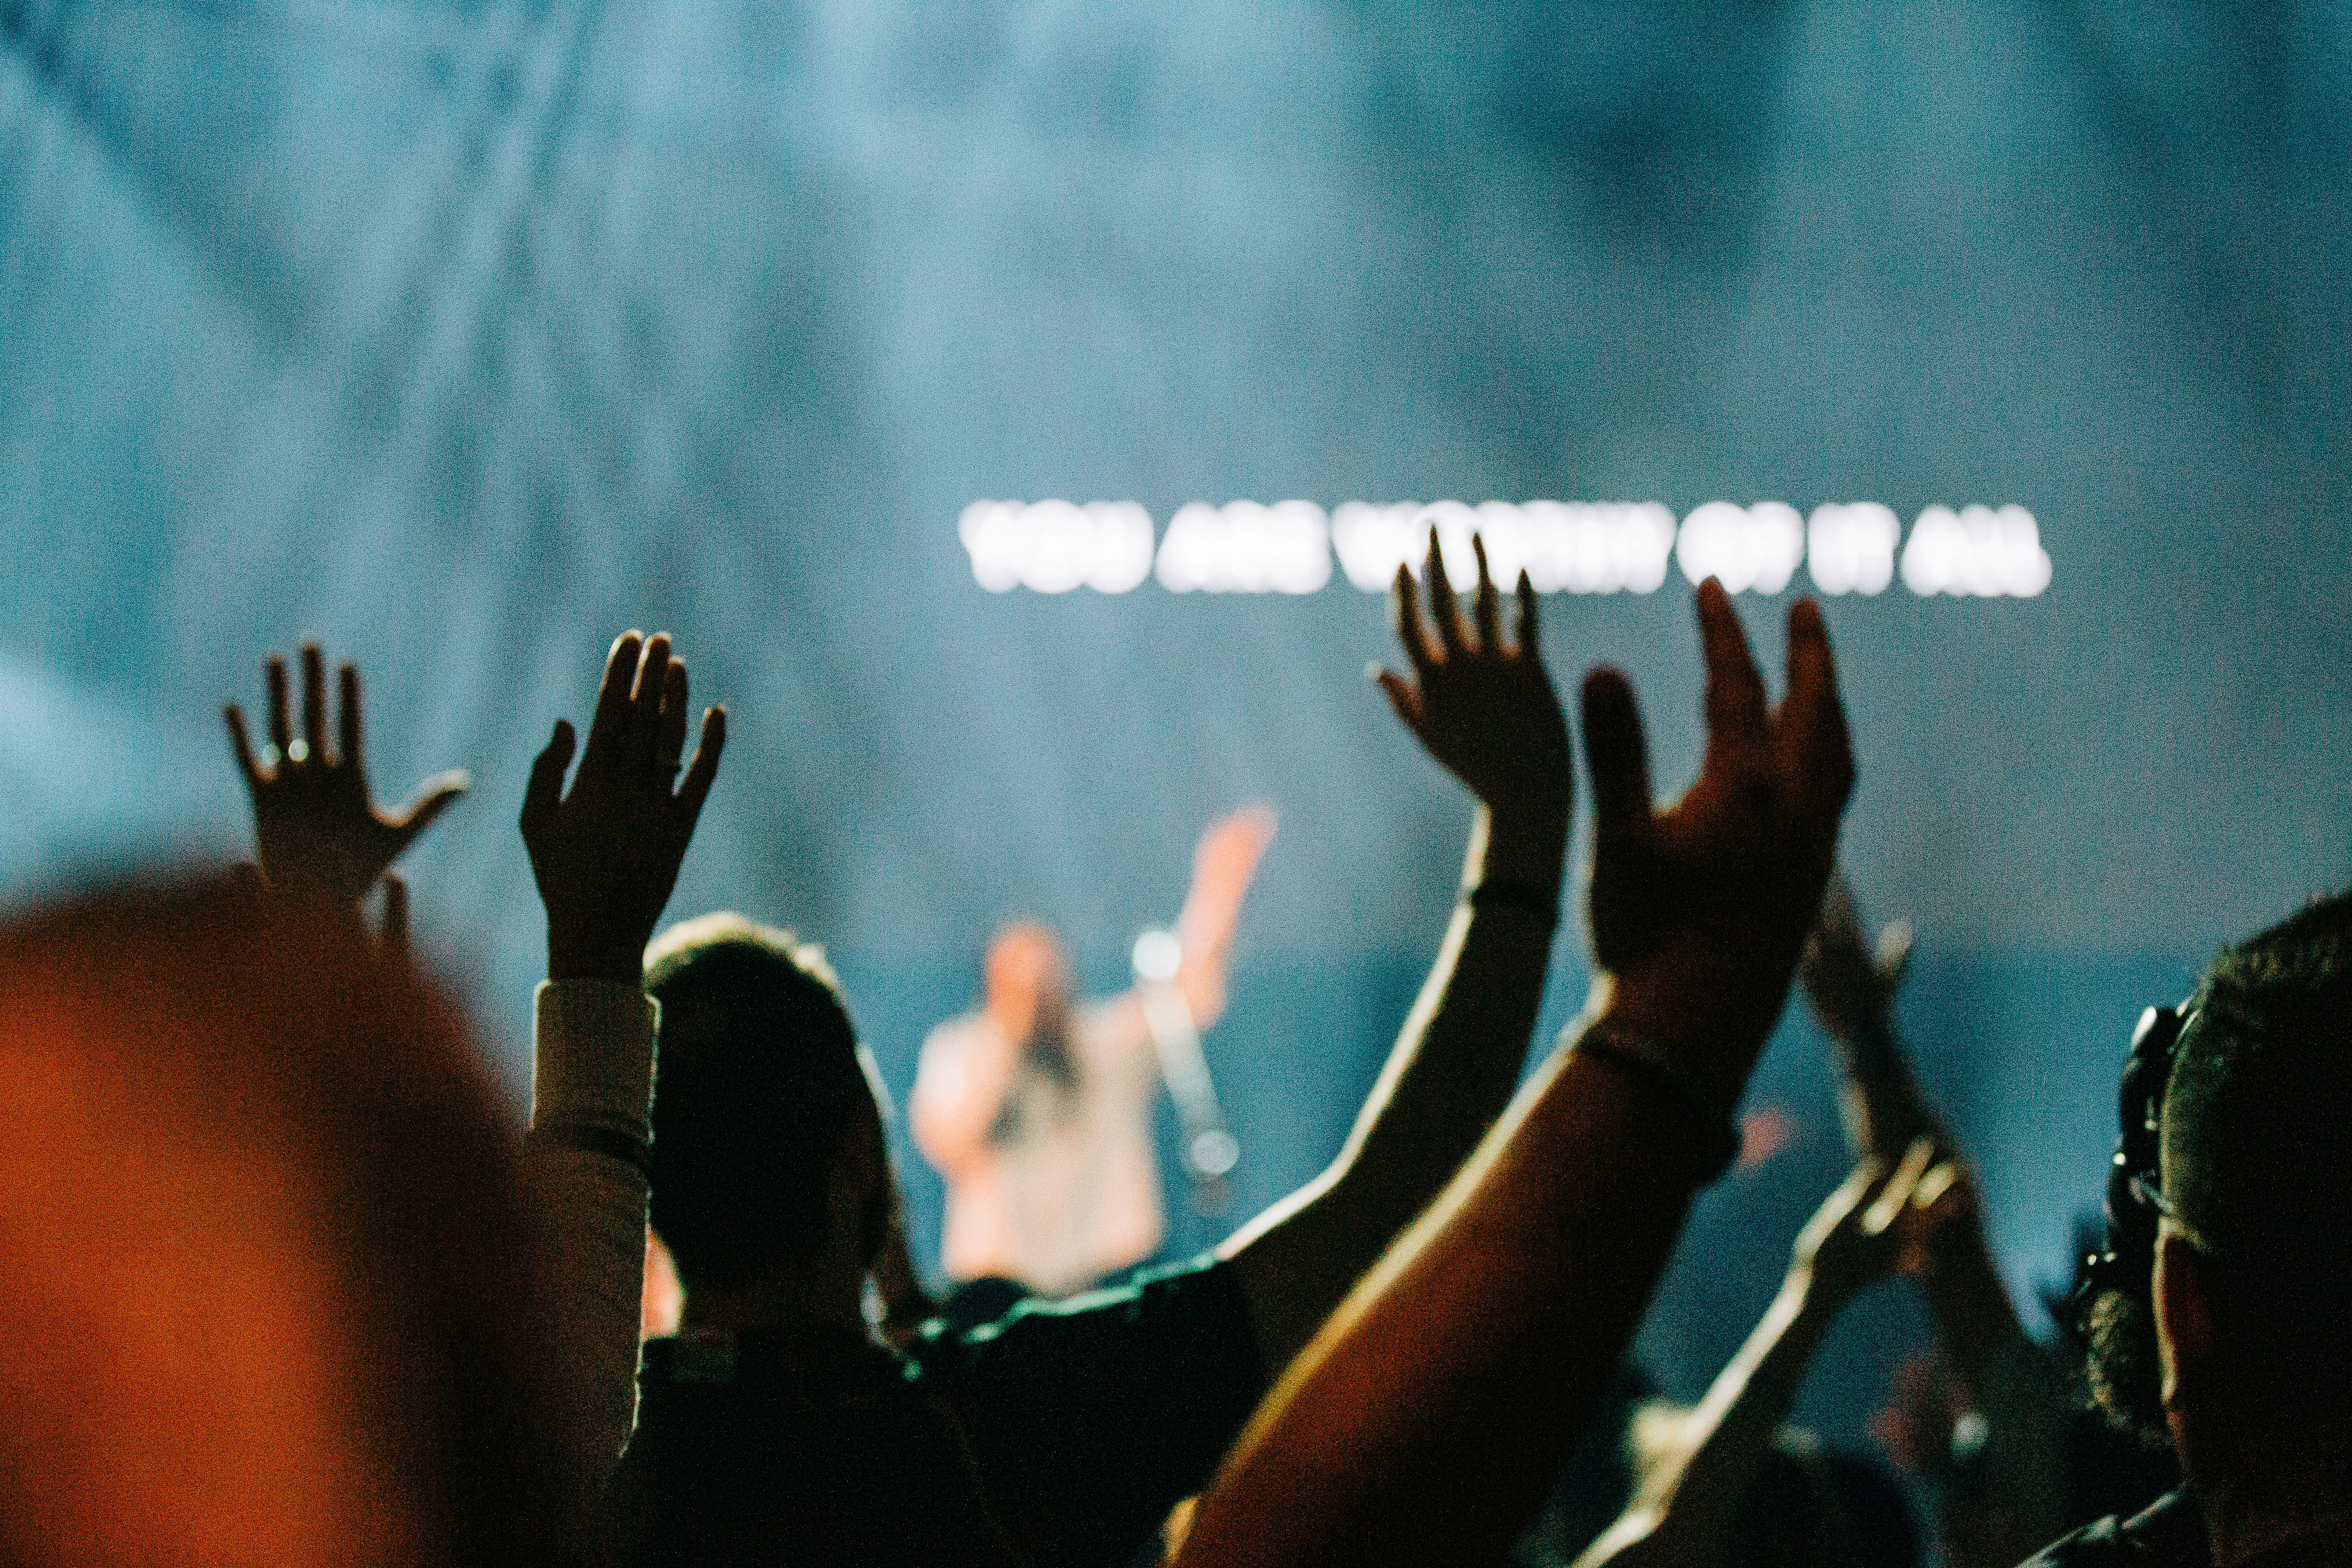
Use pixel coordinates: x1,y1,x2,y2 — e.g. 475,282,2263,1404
548,934,646,987
1591,964,1784,1119
1470,802,1569,892
1570,1011,1742,1180
1782,1260,1853,1322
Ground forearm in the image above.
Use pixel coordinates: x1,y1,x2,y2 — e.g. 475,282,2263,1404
524,979,658,1493
1221,803,1567,1367
1593,1272,1840,1567
1824,1020,1943,1165
1920,1229,2030,1392
1179,1029,1715,1568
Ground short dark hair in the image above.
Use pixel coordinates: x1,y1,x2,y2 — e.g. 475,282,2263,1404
644,913,885,1294
2089,890,2352,1444
2158,889,2352,1422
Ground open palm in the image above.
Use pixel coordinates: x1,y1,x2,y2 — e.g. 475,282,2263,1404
226,646,468,903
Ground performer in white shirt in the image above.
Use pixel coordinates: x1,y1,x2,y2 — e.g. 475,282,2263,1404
910,807,1276,1298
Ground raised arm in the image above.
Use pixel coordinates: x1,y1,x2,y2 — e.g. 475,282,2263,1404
225,644,469,907
1578,1143,1934,1568
1216,532,1572,1368
1800,882,2071,1567
518,630,725,1490
1170,806,1280,1027
1173,581,1855,1568
1800,875,1940,1165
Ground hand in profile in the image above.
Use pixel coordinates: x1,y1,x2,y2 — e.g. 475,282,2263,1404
521,631,726,984
1794,1138,1939,1307
1800,874,1914,1042
1582,581,1855,1093
225,646,469,904
1374,530,1570,826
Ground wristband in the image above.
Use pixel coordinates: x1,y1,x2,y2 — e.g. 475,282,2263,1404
528,1122,653,1184
1572,1020,1740,1181
1463,877,1561,927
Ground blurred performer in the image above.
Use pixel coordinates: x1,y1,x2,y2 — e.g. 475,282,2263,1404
911,806,1276,1298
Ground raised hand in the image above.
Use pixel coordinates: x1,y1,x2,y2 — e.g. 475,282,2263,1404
520,632,726,984
1800,874,1914,1043
1174,805,1279,1023
1188,806,1279,929
225,646,469,904
1793,1137,1938,1307
1582,581,1855,1103
1375,530,1571,825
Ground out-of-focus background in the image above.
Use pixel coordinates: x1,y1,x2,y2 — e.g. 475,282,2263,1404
4,0,2347,1445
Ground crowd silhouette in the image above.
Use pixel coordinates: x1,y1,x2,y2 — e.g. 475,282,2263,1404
0,531,2340,1568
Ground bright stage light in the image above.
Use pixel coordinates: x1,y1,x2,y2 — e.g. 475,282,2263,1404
962,499,2048,599
1899,505,2051,598
1806,502,1899,595
1330,501,1676,594
1676,501,1805,593
958,499,1156,593
1156,500,1332,594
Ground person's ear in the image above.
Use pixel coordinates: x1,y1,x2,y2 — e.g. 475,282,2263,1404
2153,1230,2217,1414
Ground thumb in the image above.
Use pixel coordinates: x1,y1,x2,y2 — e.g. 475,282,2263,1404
1370,665,1424,736
390,770,471,851
520,720,576,844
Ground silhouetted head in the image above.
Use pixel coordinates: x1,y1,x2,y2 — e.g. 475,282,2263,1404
644,913,891,1298
0,881,572,1567
2086,890,2352,1487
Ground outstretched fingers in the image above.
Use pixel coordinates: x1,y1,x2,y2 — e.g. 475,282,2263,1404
225,705,264,788
1695,580,1769,766
1514,570,1539,659
1424,528,1469,657
675,706,727,831
520,718,577,842
1392,564,1436,675
630,634,674,762
658,657,691,768
339,663,364,775
301,645,327,763
267,655,293,755
1779,598,1854,812
1470,536,1501,654
1579,667,1653,850
583,632,644,768
1863,1136,1940,1234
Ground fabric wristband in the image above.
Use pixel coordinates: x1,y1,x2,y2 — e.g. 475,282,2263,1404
528,1121,653,1183
1572,1020,1741,1182
532,978,659,1133
1463,877,1561,927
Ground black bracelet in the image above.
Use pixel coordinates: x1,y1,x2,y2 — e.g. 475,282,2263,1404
529,1122,653,1184
1572,1022,1740,1182
1464,877,1561,927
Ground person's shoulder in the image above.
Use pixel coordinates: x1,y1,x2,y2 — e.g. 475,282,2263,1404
909,1253,1247,1370
2017,1488,2203,1568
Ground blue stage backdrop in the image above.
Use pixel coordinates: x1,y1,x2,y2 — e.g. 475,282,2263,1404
4,0,2348,1447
